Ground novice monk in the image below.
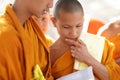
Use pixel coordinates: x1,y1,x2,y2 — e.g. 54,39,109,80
0,0,54,80
97,19,120,65
50,0,120,80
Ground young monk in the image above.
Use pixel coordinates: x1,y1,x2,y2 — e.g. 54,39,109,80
97,19,120,65
50,0,120,80
0,0,54,80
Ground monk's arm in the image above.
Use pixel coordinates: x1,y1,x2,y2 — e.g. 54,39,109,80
84,55,109,80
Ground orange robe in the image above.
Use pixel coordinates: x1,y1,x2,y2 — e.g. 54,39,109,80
109,33,120,59
51,40,120,80
33,16,54,46
0,5,53,80
88,18,105,34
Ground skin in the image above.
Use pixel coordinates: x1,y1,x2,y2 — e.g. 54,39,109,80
52,10,84,45
13,0,53,25
51,10,84,65
39,12,51,33
66,39,109,80
51,10,109,80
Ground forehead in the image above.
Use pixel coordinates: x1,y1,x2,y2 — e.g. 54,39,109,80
57,10,84,24
59,10,83,18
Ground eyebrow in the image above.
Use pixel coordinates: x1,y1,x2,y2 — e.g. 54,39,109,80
62,24,71,27
62,23,83,27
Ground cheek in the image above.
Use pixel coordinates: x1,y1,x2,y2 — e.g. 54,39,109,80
28,5,40,14
58,29,66,37
77,27,83,35
61,30,70,39
78,27,83,32
78,29,82,33
61,29,67,34
31,1,44,11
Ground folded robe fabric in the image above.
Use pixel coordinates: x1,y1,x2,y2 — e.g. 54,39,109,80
51,39,120,80
109,33,120,59
0,5,53,80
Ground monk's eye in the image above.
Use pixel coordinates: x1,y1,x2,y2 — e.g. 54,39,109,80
76,25,82,28
76,26,80,27
63,25,70,29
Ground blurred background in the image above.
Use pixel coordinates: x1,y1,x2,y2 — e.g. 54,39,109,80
0,0,120,39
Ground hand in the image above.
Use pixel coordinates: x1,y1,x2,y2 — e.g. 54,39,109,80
65,38,92,63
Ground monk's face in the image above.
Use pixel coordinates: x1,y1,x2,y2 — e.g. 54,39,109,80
53,10,84,44
26,0,53,18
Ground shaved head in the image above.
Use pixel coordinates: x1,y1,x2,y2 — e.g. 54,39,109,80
54,0,84,19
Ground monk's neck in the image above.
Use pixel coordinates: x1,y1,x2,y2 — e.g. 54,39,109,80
57,38,70,50
13,2,31,26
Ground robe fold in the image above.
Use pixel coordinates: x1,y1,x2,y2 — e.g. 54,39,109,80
51,39,120,80
0,5,53,80
109,33,120,59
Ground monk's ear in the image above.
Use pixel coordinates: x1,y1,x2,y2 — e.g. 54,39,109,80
51,16,57,27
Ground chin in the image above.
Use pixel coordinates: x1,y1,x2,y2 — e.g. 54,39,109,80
37,15,42,18
33,15,41,19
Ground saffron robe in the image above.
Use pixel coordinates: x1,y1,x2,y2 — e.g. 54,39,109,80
0,5,53,80
45,35,54,46
109,33,120,59
88,18,105,34
51,40,120,80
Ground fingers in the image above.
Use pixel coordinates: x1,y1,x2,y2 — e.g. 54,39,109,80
71,49,76,57
71,46,80,58
78,39,86,46
65,38,85,47
71,47,77,58
65,39,78,46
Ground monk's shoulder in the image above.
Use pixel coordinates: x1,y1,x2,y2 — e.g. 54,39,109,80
105,21,120,38
98,22,119,39
0,15,18,35
0,21,20,46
